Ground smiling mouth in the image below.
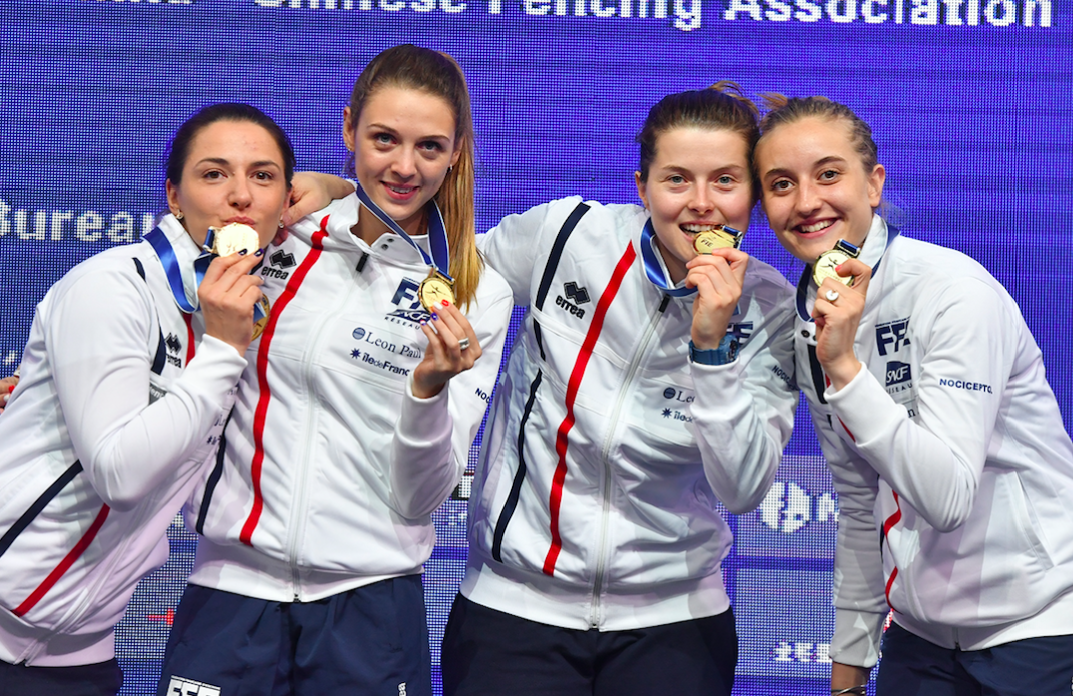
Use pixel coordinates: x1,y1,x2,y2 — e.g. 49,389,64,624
385,182,418,196
798,220,835,234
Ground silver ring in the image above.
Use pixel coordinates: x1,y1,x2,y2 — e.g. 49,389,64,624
825,289,840,302
458,337,470,351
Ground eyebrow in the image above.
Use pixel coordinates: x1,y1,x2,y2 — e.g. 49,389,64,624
367,122,452,142
762,156,848,180
192,157,281,169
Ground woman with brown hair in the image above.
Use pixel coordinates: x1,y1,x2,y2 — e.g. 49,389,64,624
157,45,512,696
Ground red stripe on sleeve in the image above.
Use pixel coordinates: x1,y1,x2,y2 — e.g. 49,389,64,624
14,504,110,617
239,220,329,547
542,243,637,576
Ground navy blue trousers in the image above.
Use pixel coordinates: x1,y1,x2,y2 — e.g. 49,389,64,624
0,658,122,696
876,622,1073,696
441,593,737,696
157,575,431,696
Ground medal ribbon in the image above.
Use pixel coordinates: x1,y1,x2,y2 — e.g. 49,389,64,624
352,182,453,282
144,226,266,323
639,219,696,298
795,225,902,322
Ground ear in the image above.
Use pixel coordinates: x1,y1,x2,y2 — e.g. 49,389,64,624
165,180,181,217
342,106,356,152
867,163,886,208
634,171,649,209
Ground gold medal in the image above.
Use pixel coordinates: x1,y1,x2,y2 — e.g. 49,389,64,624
692,226,744,254
418,271,455,312
252,295,271,340
209,223,261,257
813,239,861,287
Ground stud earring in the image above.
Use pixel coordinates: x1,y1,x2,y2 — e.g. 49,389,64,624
278,220,285,229
174,210,184,220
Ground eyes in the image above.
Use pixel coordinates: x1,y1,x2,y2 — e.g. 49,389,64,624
200,169,277,183
663,173,739,188
371,131,447,157
768,169,841,193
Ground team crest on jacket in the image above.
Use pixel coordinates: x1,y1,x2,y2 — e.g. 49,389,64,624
876,317,911,355
385,277,433,326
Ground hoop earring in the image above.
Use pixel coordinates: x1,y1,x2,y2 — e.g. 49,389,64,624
174,210,184,220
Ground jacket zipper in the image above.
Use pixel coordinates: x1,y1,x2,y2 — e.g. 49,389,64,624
282,263,357,602
589,294,669,629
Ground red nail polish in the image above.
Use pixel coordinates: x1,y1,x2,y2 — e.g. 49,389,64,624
7,385,14,393
441,300,450,307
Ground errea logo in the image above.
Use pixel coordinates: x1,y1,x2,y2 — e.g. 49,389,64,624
261,249,296,280
555,281,590,319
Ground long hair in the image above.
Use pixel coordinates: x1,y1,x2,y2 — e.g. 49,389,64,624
347,45,481,309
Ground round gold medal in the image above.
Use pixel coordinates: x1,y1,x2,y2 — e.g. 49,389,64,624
252,296,271,340
419,272,456,312
692,226,743,255
813,248,856,287
211,223,261,257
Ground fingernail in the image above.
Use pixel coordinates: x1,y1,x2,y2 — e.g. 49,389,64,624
430,313,439,321
7,385,13,393
255,249,264,257
239,249,248,256
441,300,450,307
419,320,427,326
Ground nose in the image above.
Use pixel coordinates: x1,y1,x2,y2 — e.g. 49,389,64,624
795,179,821,217
390,149,417,180
229,176,253,209
688,184,714,216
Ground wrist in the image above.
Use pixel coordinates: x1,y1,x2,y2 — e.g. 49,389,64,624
831,687,867,696
690,334,738,366
825,357,862,391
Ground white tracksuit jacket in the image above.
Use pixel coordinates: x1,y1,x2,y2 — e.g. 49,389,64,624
0,216,244,666
798,216,1073,668
185,194,513,601
462,197,799,631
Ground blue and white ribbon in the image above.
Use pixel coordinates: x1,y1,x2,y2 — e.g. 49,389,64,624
144,226,266,322
352,182,452,282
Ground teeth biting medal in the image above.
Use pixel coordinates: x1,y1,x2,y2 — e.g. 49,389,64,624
813,239,861,287
692,225,744,255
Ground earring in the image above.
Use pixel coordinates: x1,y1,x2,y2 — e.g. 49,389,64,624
174,210,184,220
278,220,285,229
447,166,453,174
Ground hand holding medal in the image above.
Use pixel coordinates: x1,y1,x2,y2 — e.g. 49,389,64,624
812,244,872,390
686,225,749,351
197,249,267,356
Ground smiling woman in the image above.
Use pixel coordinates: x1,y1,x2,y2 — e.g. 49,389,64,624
0,103,291,695
754,95,1073,696
156,46,513,696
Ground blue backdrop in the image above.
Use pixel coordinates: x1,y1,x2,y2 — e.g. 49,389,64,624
1,1,1070,693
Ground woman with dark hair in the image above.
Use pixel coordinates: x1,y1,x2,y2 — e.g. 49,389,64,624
0,102,292,695
438,84,798,696
158,45,512,696
754,94,1073,696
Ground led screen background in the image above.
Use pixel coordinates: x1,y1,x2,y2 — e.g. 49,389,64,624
1,1,1070,694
